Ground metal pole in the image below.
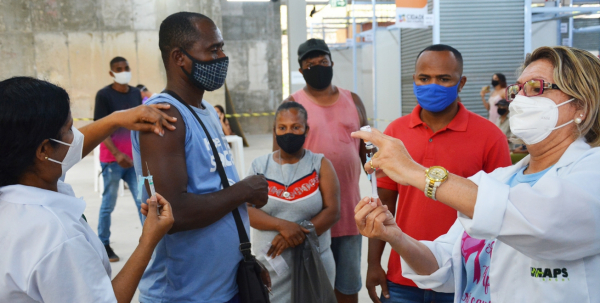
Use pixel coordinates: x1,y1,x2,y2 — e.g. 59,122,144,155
556,1,562,46
352,3,358,93
524,0,532,56
372,0,378,128
398,28,402,117
568,0,574,47
433,0,440,44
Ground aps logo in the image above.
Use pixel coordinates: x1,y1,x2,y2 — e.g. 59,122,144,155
531,267,570,282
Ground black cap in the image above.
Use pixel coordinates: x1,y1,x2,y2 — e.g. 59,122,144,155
298,39,330,62
496,99,509,106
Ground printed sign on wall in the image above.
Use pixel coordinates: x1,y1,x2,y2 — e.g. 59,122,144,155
396,0,428,28
330,0,347,8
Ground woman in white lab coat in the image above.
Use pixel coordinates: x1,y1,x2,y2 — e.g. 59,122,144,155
353,46,600,302
0,77,177,303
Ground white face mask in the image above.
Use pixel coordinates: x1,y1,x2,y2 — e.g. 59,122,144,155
112,71,131,85
48,126,84,178
509,95,575,145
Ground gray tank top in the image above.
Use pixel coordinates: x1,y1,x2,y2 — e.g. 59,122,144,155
248,150,331,251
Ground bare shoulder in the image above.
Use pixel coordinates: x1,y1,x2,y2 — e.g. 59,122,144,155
350,92,365,106
283,95,295,103
141,104,185,144
350,92,368,125
319,156,335,175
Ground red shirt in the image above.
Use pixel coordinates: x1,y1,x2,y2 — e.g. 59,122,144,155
377,103,511,288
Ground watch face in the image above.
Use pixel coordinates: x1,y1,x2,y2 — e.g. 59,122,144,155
428,167,447,181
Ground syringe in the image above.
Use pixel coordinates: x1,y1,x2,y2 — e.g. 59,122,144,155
146,162,156,198
360,126,378,199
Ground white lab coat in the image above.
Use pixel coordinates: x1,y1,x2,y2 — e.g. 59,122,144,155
402,138,600,302
0,183,116,303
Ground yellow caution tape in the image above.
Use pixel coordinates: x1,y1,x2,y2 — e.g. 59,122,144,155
75,113,394,123
225,112,276,118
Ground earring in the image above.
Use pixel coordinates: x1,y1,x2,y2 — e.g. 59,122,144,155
44,156,48,160
575,114,583,124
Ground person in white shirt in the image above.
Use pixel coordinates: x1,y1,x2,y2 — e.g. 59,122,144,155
0,77,177,303
352,46,600,302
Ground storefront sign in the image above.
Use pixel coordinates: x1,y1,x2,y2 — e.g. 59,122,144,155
330,0,347,8
396,0,428,28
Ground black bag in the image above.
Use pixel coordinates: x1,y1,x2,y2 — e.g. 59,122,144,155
165,90,270,303
292,221,337,303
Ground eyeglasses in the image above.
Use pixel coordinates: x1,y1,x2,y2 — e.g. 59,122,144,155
506,79,560,101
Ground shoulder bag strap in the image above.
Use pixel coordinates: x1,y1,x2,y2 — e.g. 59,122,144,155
163,90,251,249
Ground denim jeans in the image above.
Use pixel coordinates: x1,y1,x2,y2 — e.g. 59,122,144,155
98,162,142,245
381,281,455,303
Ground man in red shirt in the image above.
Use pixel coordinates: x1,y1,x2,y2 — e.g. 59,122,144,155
366,44,511,303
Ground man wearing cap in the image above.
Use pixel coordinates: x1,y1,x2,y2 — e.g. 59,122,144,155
274,38,369,303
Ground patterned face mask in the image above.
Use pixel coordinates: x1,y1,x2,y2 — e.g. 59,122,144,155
180,48,229,91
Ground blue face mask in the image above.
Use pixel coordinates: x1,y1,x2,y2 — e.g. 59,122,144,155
413,82,460,113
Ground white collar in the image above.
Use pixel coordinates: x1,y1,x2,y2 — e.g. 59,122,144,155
496,138,592,180
0,184,86,220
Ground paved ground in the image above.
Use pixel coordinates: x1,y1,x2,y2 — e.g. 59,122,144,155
65,134,391,302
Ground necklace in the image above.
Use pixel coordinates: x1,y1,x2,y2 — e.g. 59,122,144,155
279,150,305,199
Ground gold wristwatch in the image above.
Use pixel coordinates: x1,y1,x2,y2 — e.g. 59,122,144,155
424,166,448,200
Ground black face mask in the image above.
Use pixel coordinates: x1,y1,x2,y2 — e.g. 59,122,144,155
497,108,508,116
491,80,500,87
276,133,306,154
302,65,333,90
180,48,229,91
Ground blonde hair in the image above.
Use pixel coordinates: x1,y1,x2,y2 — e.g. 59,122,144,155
521,46,600,147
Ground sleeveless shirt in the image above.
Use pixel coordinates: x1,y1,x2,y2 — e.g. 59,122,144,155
248,150,335,303
131,93,248,303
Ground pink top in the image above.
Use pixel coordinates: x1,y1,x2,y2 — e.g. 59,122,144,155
100,128,133,163
292,88,361,237
487,94,502,124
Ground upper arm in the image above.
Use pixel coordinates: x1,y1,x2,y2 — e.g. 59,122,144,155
378,187,399,214
351,92,368,126
139,105,189,208
319,157,340,213
352,93,369,166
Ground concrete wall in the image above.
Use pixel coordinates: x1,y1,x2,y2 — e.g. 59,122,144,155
0,0,223,125
220,0,282,134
